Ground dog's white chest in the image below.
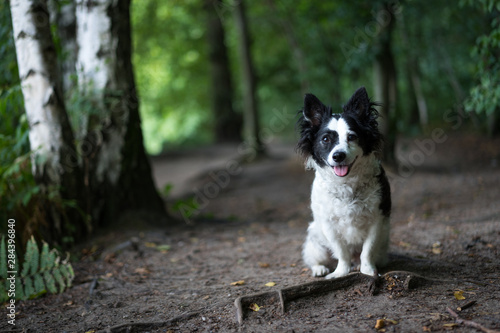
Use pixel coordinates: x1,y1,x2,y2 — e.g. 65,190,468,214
310,175,381,245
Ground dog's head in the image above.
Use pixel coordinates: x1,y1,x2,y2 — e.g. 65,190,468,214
297,87,382,177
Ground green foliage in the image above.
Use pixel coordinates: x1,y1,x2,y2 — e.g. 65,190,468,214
132,0,211,153
131,1,488,153
0,236,74,301
462,0,500,116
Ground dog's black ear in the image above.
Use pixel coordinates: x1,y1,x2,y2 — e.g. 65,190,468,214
343,86,371,117
303,93,329,127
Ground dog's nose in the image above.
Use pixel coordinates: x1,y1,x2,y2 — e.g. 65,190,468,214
332,151,346,163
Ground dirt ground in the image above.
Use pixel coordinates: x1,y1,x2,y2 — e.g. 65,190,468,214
3,133,500,333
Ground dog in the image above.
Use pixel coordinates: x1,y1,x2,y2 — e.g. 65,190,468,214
297,87,391,279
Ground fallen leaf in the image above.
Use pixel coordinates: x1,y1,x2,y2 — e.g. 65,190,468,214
265,282,276,287
443,323,458,328
135,267,150,275
249,303,260,312
432,242,442,254
258,262,270,268
399,241,411,248
156,244,171,252
230,280,245,286
454,290,466,300
375,319,386,330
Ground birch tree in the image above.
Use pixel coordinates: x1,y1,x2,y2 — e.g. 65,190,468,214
10,0,166,242
10,0,85,241
75,0,165,224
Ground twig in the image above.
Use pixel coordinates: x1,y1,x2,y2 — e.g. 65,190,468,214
457,300,477,312
447,307,500,333
97,310,199,333
96,301,224,333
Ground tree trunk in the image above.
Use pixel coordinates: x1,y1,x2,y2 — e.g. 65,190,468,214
399,10,428,130
48,0,77,94
75,0,166,225
206,0,242,143
266,0,310,94
10,0,86,242
373,2,397,165
233,0,265,158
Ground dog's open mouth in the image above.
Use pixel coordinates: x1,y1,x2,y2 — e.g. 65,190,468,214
333,157,357,177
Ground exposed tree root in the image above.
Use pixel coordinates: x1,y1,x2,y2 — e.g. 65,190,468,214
234,271,449,324
96,310,201,333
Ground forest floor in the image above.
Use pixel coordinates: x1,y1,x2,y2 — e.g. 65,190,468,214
4,133,500,333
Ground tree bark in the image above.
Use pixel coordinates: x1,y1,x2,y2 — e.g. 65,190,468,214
10,0,86,242
75,0,166,225
206,0,242,143
48,0,77,94
373,2,397,165
233,0,265,158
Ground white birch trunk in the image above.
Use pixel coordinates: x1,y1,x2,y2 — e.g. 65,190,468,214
11,0,85,238
11,0,65,184
75,0,127,185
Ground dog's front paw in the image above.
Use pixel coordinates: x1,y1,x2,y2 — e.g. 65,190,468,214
311,265,330,277
325,262,350,279
360,262,377,276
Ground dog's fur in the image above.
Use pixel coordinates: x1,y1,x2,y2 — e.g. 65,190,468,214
297,87,391,279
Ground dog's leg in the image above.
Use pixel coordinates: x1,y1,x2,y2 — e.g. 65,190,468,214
303,222,331,277
360,219,388,276
325,241,351,279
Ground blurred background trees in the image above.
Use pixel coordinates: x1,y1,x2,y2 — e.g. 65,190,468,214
1,0,498,245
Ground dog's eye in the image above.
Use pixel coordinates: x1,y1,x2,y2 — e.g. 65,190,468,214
322,136,330,143
347,134,358,141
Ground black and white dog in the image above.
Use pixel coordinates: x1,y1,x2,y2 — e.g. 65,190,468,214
297,87,391,279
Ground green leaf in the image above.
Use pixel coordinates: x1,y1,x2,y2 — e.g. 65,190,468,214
59,264,69,283
29,237,40,276
0,235,6,279
52,266,66,293
40,242,50,271
23,276,34,300
15,277,24,300
43,270,57,294
21,239,33,277
33,273,46,295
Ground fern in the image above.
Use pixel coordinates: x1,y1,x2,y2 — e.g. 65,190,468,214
0,235,6,301
0,236,74,300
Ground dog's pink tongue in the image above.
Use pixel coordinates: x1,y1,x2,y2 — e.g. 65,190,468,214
334,165,349,177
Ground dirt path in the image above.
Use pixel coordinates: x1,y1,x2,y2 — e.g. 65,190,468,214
4,134,500,332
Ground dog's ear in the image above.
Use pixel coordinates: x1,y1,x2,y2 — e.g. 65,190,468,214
303,94,329,127
343,86,371,118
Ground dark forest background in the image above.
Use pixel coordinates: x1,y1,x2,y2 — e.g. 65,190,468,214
1,0,499,248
